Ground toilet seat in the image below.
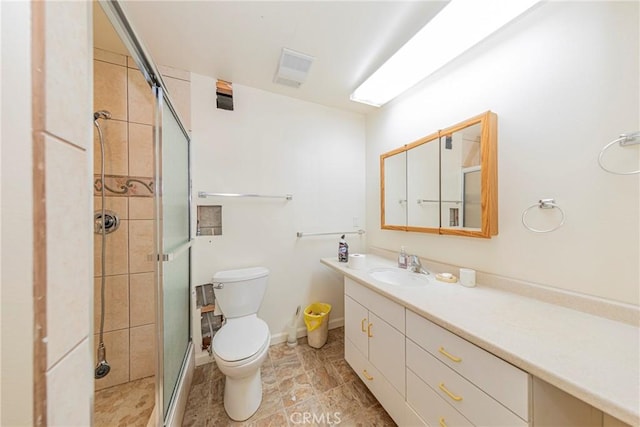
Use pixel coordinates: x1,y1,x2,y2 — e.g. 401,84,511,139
213,315,269,365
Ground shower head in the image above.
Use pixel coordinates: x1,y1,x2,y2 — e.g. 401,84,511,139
94,342,111,379
93,110,112,121
95,361,111,379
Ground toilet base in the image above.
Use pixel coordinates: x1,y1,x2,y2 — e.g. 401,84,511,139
223,367,263,421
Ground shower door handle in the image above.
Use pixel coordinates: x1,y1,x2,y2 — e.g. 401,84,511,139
154,240,194,262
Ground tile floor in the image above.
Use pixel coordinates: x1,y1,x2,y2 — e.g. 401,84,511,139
182,327,396,426
94,375,155,427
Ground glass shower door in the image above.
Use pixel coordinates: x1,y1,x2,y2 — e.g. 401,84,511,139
154,87,191,419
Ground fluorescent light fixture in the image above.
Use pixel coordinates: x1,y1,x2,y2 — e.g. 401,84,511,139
350,0,540,107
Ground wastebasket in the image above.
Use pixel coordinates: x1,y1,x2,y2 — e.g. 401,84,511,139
304,302,332,349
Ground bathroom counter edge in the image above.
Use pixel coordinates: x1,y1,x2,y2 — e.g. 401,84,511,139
321,256,640,427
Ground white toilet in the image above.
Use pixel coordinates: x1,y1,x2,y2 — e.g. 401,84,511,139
211,267,271,421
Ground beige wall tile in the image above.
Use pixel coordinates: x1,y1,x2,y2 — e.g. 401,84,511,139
129,197,155,220
129,220,155,273
94,220,129,277
47,338,92,426
94,60,127,121
44,0,92,148
94,48,126,66
93,118,128,176
128,68,155,125
130,273,156,327
94,329,130,391
45,138,91,368
130,324,156,380
94,196,128,220
159,65,190,81
164,76,191,131
129,123,154,177
127,56,138,69
94,274,129,334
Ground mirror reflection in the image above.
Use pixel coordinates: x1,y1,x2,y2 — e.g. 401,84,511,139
407,136,439,229
440,122,481,229
382,150,406,228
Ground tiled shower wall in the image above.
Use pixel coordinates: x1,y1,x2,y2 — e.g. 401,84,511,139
93,48,191,390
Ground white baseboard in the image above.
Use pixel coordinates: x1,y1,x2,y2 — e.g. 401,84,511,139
195,348,215,367
166,342,195,427
270,316,344,345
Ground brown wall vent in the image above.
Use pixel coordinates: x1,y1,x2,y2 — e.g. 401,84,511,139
216,79,233,111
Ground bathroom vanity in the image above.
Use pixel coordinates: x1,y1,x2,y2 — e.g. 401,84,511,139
321,255,639,427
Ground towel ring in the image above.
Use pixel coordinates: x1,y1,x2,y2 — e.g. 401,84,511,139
597,132,640,175
522,199,565,233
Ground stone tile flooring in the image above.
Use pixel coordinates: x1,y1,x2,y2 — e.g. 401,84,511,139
182,327,396,426
94,375,155,427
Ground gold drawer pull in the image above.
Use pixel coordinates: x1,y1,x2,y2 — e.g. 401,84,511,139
439,346,462,362
367,322,373,337
439,417,448,427
362,369,374,381
361,318,367,332
439,382,463,402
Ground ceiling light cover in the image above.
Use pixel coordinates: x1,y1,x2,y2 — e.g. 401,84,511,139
351,0,541,107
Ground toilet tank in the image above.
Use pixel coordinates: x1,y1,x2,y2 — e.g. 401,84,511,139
212,267,269,318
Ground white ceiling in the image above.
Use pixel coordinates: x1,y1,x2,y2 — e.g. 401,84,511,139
95,1,449,114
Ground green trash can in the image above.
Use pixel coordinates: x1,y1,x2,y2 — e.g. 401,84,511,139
304,303,332,348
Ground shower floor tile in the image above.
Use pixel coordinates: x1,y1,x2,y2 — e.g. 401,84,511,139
182,327,395,427
95,375,155,427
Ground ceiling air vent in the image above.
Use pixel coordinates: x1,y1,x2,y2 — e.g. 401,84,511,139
274,48,314,88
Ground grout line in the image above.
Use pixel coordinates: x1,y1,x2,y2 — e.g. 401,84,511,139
46,337,89,374
42,130,88,153
93,58,127,68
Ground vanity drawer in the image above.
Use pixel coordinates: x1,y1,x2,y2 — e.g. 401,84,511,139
345,337,406,425
407,339,528,427
406,310,530,421
345,278,404,332
407,368,473,427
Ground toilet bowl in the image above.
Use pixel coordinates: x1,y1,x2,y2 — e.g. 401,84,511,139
211,267,271,421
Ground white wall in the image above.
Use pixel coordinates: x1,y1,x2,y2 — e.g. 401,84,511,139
191,75,366,342
366,2,639,305
1,1,34,424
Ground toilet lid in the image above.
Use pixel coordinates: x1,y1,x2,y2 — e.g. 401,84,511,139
213,316,269,362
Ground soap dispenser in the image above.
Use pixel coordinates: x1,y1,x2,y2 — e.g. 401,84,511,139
398,246,408,269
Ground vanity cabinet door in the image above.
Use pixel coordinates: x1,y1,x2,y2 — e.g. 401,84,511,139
345,294,369,358
368,311,406,395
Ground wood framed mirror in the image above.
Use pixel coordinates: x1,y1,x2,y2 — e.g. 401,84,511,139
380,111,498,238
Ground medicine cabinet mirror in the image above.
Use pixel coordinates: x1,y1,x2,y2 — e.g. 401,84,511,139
380,111,497,238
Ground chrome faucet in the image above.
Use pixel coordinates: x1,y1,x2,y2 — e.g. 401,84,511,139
408,255,429,275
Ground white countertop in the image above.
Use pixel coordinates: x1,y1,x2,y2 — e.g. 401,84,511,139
321,255,640,426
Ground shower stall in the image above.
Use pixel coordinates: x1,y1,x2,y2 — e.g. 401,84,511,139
92,2,193,425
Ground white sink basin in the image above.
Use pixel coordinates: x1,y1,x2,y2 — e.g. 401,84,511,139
368,267,430,287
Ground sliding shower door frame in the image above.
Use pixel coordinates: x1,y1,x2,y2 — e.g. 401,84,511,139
97,2,193,426
153,85,194,424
